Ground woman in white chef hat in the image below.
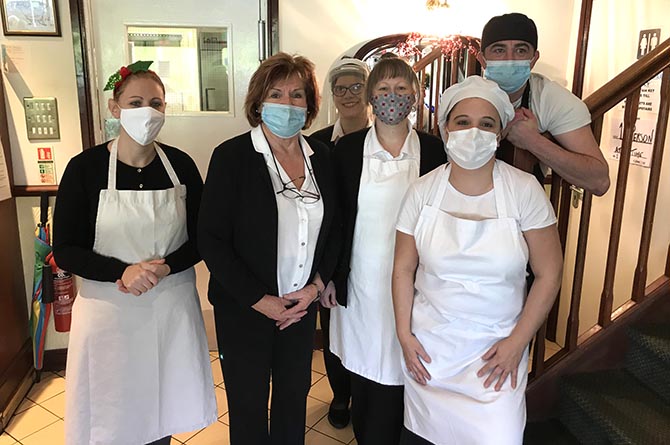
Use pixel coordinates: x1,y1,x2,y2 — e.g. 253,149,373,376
392,75,563,445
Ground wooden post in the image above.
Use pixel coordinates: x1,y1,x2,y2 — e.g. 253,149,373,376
632,68,670,301
598,90,640,327
572,0,594,98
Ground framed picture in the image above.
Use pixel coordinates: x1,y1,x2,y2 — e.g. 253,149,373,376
1,0,61,36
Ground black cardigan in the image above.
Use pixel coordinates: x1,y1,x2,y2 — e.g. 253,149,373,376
310,125,335,150
198,131,340,309
332,128,447,306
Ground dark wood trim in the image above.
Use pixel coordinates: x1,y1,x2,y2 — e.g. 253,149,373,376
571,0,593,98
267,0,280,56
0,342,33,432
565,191,593,350
526,277,670,421
598,90,640,327
69,0,96,149
353,33,409,60
632,68,670,301
42,349,68,373
12,185,58,197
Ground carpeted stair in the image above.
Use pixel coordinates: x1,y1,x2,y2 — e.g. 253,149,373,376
524,323,670,444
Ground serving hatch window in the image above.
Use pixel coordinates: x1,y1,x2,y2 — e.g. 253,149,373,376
127,25,231,113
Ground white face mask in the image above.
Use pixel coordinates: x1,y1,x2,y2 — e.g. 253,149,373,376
119,106,165,146
445,127,498,170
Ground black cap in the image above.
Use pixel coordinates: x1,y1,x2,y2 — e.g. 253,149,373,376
481,13,538,51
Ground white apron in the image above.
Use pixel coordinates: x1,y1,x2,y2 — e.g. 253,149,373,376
403,163,529,445
65,140,217,445
330,129,419,385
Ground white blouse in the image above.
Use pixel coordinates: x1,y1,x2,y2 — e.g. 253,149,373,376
251,125,325,297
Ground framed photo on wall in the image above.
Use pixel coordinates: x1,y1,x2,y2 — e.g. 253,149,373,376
1,0,61,36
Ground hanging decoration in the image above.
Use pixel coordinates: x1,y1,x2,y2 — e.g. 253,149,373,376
395,32,480,60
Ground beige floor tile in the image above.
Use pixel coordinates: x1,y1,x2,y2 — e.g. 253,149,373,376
312,416,354,443
305,396,328,427
173,427,203,443
4,405,60,440
349,438,358,444
40,391,66,418
214,386,228,418
0,432,17,445
26,373,66,404
15,397,36,415
311,371,324,386
170,438,183,444
185,420,230,445
312,351,326,375
210,361,224,386
219,412,229,425
305,428,347,445
21,419,65,445
309,376,334,404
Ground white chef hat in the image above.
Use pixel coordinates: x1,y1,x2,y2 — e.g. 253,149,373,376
437,75,515,130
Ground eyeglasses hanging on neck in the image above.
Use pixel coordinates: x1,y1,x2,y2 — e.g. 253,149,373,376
266,137,321,204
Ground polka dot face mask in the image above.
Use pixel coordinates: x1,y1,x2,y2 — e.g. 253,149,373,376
370,92,415,125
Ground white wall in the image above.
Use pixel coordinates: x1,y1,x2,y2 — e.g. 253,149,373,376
1,1,82,186
280,0,576,131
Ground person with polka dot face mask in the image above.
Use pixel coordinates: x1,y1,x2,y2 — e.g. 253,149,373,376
324,54,446,445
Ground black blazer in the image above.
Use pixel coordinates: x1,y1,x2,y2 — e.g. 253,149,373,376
198,131,339,309
332,127,447,306
310,125,335,150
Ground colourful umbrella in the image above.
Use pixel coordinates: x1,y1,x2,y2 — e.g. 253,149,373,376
30,194,53,382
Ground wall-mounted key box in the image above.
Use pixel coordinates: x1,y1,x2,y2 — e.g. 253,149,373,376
24,97,61,141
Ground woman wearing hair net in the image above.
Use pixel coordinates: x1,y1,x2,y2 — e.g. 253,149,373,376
392,76,563,444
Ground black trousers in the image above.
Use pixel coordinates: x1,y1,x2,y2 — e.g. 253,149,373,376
400,427,434,445
350,372,404,445
214,298,317,445
318,305,351,405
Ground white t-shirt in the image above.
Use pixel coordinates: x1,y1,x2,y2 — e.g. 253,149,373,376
397,161,557,236
516,73,591,136
251,125,324,296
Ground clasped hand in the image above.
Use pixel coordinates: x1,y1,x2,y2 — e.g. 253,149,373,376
503,108,540,150
252,284,319,330
116,259,170,296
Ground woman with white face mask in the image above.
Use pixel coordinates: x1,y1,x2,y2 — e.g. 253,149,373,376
53,61,216,445
326,54,446,445
392,76,563,445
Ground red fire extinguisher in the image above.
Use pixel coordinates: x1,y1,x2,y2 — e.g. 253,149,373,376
45,252,76,332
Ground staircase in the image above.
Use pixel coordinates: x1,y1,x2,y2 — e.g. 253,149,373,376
524,324,670,444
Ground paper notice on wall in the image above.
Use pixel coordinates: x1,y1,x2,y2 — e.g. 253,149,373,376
608,117,655,168
0,140,12,201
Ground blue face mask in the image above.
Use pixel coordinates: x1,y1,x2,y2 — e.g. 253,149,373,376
261,102,307,138
484,60,532,94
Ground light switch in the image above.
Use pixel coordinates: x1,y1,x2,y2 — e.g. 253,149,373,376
24,97,60,141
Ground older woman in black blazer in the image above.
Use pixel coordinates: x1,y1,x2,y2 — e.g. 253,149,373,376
198,53,339,445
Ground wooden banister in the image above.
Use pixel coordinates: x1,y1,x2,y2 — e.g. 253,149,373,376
598,89,640,327
585,37,670,120
353,33,410,61
632,68,670,301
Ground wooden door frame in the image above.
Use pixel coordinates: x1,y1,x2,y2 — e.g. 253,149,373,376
0,69,33,432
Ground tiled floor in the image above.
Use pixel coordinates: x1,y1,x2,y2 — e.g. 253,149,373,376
0,350,357,445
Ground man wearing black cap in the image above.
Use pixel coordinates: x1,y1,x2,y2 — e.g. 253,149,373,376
477,12,610,196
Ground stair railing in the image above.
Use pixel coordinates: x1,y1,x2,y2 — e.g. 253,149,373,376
530,37,670,380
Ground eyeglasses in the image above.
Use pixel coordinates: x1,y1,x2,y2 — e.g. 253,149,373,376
332,83,364,97
267,140,321,204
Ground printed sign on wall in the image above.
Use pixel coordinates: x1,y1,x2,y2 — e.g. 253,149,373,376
37,146,56,184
